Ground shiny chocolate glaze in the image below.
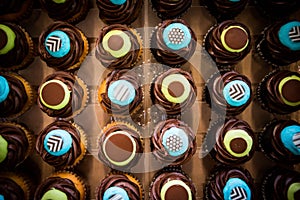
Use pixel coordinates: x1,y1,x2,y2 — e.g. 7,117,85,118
0,176,26,200
35,120,83,169
204,20,251,66
0,0,33,21
151,119,196,166
99,69,143,116
257,70,300,114
207,118,255,165
151,0,192,19
96,174,142,200
95,24,142,69
151,19,197,66
38,21,85,71
204,70,252,116
37,71,85,118
96,0,143,25
151,68,197,116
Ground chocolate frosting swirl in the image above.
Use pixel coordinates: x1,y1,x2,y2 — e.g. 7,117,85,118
207,118,255,165
34,176,80,200
96,174,141,200
35,120,83,169
204,70,252,116
151,119,196,166
0,176,26,200
151,0,192,19
38,21,85,71
0,0,32,21
95,24,141,69
204,20,251,66
96,0,143,25
151,19,197,66
37,71,85,118
257,20,300,66
0,123,29,168
205,166,255,200
257,70,300,114
99,69,143,116
260,120,300,164
0,73,28,118
151,68,197,116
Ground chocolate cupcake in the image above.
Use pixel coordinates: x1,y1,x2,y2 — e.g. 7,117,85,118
204,70,252,116
97,122,143,171
35,120,87,169
38,21,89,71
262,167,300,200
96,0,143,25
151,119,196,166
259,120,300,164
0,22,34,71
0,73,33,119
0,0,33,21
37,71,88,118
204,118,255,165
256,20,300,66
39,0,89,24
98,69,143,117
203,20,251,66
96,172,144,200
256,70,300,114
149,167,196,200
95,24,143,69
151,0,192,19
151,19,197,67
202,0,249,21
150,68,197,116
204,166,255,200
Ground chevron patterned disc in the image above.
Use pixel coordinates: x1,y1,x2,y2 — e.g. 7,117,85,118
289,26,300,42
230,186,247,200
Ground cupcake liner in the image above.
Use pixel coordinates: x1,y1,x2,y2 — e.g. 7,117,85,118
128,26,143,68
257,119,277,160
261,168,278,200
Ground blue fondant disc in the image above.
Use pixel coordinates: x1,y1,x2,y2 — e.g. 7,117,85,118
45,30,71,58
43,129,73,156
223,80,251,107
103,186,129,200
162,127,189,157
110,0,126,5
280,125,300,156
0,76,9,103
223,178,251,200
0,194,4,200
163,23,192,51
108,80,136,106
229,0,240,2
278,21,300,51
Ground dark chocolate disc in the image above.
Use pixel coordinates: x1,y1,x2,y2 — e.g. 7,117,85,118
224,27,248,50
282,80,300,103
165,185,189,200
41,82,65,106
0,29,7,50
230,138,248,154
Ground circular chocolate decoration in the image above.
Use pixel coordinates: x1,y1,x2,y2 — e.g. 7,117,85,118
162,127,189,157
223,178,251,200
160,180,192,200
108,80,136,106
223,80,251,107
280,125,300,155
221,26,249,53
278,21,300,51
41,188,68,200
108,35,124,51
43,129,73,156
0,24,16,55
45,30,71,58
288,183,300,200
0,76,10,103
103,186,129,200
168,81,185,98
279,75,300,107
163,23,192,50
110,0,126,5
0,29,7,50
230,138,247,154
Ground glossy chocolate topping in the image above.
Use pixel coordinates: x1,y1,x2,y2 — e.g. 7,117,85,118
0,0,33,21
151,0,192,19
96,0,143,25
151,19,197,66
0,177,26,200
204,20,251,66
37,71,84,118
255,0,300,18
39,21,85,71
151,68,197,116
96,174,142,200
95,24,142,69
151,119,196,166
35,120,83,169
0,74,28,118
34,176,80,200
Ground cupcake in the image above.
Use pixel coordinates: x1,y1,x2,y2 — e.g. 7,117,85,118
35,120,87,169
95,24,143,69
151,0,192,19
256,20,300,66
151,19,197,67
149,167,196,200
0,73,33,119
201,0,249,21
204,70,252,116
95,172,144,200
97,122,143,171
204,166,255,200
256,70,300,114
34,171,87,200
204,118,255,165
39,0,89,24
96,0,143,25
203,20,251,66
0,122,33,169
37,71,88,118
151,119,196,166
150,68,197,116
38,21,89,71
0,0,33,21
262,167,300,200
0,22,34,71
259,120,300,164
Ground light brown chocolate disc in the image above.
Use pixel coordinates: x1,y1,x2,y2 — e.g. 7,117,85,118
168,81,185,98
225,27,248,50
108,35,124,51
165,185,189,200
41,82,66,106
